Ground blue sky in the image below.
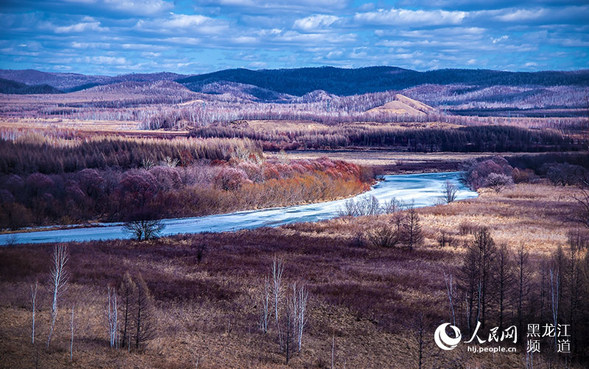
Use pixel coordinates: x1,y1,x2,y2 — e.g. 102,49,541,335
1,0,588,75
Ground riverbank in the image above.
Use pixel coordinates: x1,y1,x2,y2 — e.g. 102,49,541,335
0,172,476,245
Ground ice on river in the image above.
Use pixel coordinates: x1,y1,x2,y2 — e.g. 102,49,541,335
0,171,478,245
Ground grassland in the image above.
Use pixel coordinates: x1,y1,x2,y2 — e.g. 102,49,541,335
0,179,586,369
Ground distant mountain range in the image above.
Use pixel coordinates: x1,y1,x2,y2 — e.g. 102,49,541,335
1,66,588,97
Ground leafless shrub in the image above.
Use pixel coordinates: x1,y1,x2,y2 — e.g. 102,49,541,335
123,219,165,241
338,195,382,217
459,222,478,236
483,173,514,193
437,230,455,248
441,180,458,204
367,222,400,248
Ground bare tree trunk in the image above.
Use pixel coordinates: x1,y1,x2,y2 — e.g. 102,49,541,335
517,243,529,342
416,314,424,369
550,268,560,352
107,287,119,348
444,273,456,326
31,281,38,345
272,256,284,349
47,244,69,348
119,271,136,349
331,334,335,369
294,283,309,352
70,305,74,361
260,277,270,333
135,274,154,350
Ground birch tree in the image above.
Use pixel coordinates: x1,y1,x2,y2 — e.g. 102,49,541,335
70,305,75,361
107,286,119,348
260,277,270,334
47,244,69,348
31,281,38,344
272,256,284,348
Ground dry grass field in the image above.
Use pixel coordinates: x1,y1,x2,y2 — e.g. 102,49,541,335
1,181,586,369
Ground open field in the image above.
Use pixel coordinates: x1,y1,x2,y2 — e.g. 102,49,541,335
1,181,587,369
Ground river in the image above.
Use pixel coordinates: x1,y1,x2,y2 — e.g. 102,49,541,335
0,171,478,245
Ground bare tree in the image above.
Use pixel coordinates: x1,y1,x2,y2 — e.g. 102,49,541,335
70,305,75,361
124,219,165,241
550,268,560,351
283,295,294,365
119,272,136,349
135,274,155,350
331,334,336,369
496,244,514,329
459,227,497,331
444,273,456,327
272,256,284,348
403,206,423,250
107,286,119,348
516,243,530,342
260,276,270,334
47,244,69,348
414,313,426,369
442,180,458,204
31,281,38,345
566,230,586,354
382,197,403,214
293,283,308,352
572,184,589,228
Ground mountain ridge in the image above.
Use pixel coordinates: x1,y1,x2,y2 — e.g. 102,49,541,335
1,66,588,97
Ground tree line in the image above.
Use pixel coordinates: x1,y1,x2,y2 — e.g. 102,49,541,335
189,124,582,152
0,156,371,229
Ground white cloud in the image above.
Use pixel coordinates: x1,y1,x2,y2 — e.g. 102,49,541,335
136,14,228,34
492,35,509,44
294,14,339,31
493,8,546,22
84,56,127,64
354,8,466,26
64,0,173,16
214,0,347,9
54,20,108,33
274,31,356,44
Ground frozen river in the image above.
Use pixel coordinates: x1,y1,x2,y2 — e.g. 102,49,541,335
0,171,478,245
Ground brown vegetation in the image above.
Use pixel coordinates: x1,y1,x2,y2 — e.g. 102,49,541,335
1,180,587,368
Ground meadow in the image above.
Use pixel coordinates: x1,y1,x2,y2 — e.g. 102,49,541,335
1,177,587,368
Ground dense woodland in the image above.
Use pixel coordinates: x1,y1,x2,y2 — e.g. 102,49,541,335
189,124,583,152
0,135,371,229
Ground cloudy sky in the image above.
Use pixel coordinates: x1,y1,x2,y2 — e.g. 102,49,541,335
1,0,588,75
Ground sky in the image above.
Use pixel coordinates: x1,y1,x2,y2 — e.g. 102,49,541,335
0,0,588,75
